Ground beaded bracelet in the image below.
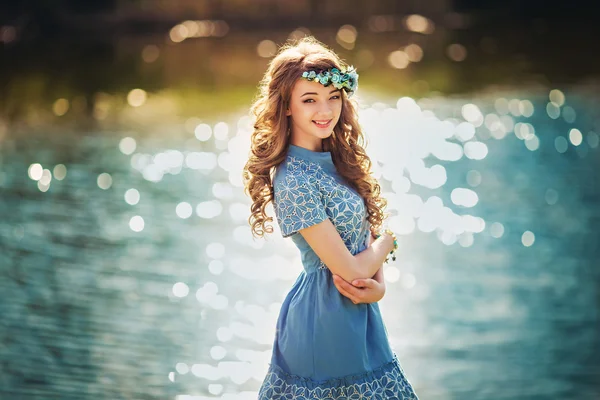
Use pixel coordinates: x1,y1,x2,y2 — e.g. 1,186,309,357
374,229,398,263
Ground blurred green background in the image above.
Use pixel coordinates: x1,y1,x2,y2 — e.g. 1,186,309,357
1,1,599,399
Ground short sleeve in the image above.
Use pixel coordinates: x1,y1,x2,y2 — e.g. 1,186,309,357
273,173,328,238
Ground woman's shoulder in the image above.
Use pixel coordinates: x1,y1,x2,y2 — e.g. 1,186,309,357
274,155,320,186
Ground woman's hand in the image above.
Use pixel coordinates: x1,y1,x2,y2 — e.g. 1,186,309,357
332,230,386,304
332,274,386,304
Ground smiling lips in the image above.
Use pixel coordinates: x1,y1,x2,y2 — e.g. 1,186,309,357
313,119,332,128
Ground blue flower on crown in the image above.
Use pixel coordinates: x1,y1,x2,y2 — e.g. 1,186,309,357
330,69,342,84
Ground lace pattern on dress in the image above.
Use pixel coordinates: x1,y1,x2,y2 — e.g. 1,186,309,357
258,355,419,399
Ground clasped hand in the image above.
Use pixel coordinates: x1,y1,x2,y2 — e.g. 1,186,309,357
332,274,385,305
332,231,386,305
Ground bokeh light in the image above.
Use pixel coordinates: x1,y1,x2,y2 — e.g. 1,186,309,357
129,216,144,232
447,44,467,61
562,106,576,123
169,24,188,43
28,163,43,181
521,231,535,247
173,282,189,298
176,202,193,219
141,45,160,63
52,98,69,116
336,25,357,49
404,44,424,62
388,50,410,69
490,222,505,238
549,89,565,106
404,14,434,34
257,40,277,58
53,164,67,180
127,89,147,107
569,128,583,146
195,124,213,141
288,27,311,41
554,136,568,153
587,131,599,148
97,173,113,190
119,137,137,155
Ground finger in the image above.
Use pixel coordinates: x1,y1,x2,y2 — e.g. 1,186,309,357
352,279,375,288
333,279,359,304
332,274,351,289
351,279,365,287
333,277,356,296
333,280,360,304
333,276,365,303
337,278,362,295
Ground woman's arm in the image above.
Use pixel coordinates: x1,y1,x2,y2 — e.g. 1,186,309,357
332,231,387,304
372,263,385,285
332,269,386,304
299,218,394,282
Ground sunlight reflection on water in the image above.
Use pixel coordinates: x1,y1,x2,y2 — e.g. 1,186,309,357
6,88,599,399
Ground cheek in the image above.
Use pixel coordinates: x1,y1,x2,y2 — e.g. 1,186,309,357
334,102,343,117
291,103,311,120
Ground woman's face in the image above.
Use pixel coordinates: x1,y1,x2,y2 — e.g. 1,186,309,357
286,78,342,151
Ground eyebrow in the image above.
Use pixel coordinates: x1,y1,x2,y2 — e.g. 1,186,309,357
300,89,341,97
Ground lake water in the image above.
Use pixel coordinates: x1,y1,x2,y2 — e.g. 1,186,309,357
1,29,599,400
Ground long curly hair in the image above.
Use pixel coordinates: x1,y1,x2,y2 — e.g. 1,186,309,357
242,36,387,238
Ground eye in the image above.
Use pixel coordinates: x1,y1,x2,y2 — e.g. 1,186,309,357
330,95,341,100
303,99,315,103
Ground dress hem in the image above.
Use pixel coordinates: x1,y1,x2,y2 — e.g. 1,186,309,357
266,353,405,389
259,353,418,399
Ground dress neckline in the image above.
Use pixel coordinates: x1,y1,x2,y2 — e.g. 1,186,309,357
287,143,334,167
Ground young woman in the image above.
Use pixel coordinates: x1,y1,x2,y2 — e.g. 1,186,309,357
243,37,418,399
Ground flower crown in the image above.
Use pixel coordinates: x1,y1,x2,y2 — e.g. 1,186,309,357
301,66,359,96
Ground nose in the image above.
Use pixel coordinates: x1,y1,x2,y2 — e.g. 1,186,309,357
316,101,334,117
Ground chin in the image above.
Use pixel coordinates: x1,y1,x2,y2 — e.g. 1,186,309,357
315,130,334,139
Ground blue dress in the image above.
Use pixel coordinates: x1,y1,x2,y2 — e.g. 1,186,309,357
258,144,418,399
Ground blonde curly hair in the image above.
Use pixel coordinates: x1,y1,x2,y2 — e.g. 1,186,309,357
242,36,387,238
